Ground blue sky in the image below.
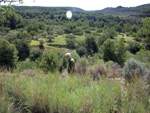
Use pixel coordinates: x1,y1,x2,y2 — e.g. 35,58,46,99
2,0,150,10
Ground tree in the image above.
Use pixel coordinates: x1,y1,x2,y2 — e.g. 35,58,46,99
103,39,126,66
46,35,55,42
143,17,150,49
143,17,150,40
85,35,98,55
103,39,116,62
0,39,18,68
39,40,44,50
11,39,30,61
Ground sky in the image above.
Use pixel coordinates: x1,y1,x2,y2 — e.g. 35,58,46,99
2,0,150,10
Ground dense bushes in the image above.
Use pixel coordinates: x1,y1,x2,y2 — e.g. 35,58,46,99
0,39,18,69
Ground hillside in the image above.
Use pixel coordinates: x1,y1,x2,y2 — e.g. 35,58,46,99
13,6,85,14
100,3,150,17
11,3,150,17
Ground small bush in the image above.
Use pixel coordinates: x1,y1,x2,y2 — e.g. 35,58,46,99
14,59,37,72
77,46,87,57
123,58,145,81
38,52,67,73
39,52,59,72
88,61,108,80
30,48,43,61
76,58,89,74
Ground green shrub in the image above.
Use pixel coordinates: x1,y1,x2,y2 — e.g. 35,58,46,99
30,48,43,61
11,39,30,61
77,46,87,57
96,34,109,47
85,35,98,55
38,52,67,72
135,49,150,63
128,41,141,54
14,59,37,72
123,58,145,81
66,38,76,49
38,52,59,72
0,39,18,69
56,52,67,72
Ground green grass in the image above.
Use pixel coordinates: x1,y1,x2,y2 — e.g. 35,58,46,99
0,72,149,113
30,34,86,53
116,33,134,42
45,34,86,46
30,40,40,46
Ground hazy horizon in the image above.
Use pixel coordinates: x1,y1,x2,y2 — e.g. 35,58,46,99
1,0,150,10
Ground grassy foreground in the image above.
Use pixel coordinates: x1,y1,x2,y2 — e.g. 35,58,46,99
0,72,150,113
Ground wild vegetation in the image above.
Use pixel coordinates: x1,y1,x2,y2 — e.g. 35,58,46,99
0,3,150,113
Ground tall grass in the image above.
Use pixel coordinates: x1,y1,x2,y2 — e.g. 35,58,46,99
0,72,149,113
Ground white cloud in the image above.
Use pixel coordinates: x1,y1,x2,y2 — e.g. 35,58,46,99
21,0,150,10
